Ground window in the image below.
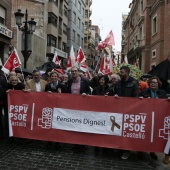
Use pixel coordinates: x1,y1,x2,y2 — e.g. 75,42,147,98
63,23,67,35
72,30,75,41
47,34,57,47
85,10,88,18
82,23,84,32
81,38,83,47
48,12,58,27
78,18,80,28
82,8,84,17
152,49,156,58
73,12,76,23
150,62,156,70
49,0,58,6
64,5,68,17
152,15,157,35
85,22,88,29
140,0,143,13
0,5,6,25
77,34,80,44
78,1,81,12
63,42,66,52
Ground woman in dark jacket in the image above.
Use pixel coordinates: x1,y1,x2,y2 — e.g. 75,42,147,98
139,76,167,160
92,75,113,96
45,71,67,93
6,75,25,91
139,76,167,98
4,75,25,137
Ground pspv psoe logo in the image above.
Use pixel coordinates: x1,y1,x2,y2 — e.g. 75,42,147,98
159,116,170,140
38,107,53,129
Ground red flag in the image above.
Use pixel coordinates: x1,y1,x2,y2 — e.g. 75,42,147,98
85,70,92,80
97,30,115,51
1,48,21,74
80,61,88,72
53,51,60,66
76,47,85,64
104,30,115,46
98,56,106,75
67,46,76,70
54,68,65,81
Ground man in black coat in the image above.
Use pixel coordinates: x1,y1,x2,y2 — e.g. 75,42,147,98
67,66,91,95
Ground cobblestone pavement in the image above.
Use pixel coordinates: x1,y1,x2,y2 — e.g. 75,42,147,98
0,138,169,170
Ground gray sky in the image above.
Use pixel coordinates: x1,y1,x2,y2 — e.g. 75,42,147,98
91,0,132,51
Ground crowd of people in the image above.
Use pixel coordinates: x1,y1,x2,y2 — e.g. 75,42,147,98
0,65,170,164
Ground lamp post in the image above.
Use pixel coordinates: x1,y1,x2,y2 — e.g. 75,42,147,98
14,9,36,68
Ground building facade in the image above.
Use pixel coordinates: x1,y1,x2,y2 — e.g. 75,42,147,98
122,0,170,73
11,0,68,70
0,0,13,65
84,0,95,69
47,0,68,67
67,0,85,58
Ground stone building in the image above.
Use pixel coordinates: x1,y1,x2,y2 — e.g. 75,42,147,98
0,0,13,64
122,0,170,73
67,0,85,58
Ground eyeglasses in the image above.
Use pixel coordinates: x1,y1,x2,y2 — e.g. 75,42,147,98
71,70,78,73
150,81,158,84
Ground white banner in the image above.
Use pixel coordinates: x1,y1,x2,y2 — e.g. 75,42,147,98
52,108,123,136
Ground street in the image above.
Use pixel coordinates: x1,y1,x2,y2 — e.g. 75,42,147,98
0,138,169,170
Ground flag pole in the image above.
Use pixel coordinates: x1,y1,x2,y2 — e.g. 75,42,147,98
94,50,104,72
19,65,26,84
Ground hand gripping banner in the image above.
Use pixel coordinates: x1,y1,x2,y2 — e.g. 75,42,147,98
8,91,170,152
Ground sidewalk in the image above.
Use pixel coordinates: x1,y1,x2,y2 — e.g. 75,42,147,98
0,138,169,170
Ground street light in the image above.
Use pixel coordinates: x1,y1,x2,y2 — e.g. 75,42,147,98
14,9,36,68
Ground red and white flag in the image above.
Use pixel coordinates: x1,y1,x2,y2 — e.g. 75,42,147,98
97,30,115,50
123,55,128,64
76,47,86,64
80,61,88,72
53,51,60,66
67,46,76,70
112,58,116,67
135,58,139,67
1,48,21,74
104,30,115,46
85,70,92,80
98,56,106,75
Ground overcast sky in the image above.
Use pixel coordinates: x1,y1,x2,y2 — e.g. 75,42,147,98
91,0,132,51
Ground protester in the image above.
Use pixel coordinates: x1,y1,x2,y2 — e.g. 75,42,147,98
138,80,149,93
25,69,47,92
92,75,113,96
67,66,91,150
4,75,25,137
67,66,91,95
45,71,67,93
139,76,167,160
114,66,138,159
109,73,120,94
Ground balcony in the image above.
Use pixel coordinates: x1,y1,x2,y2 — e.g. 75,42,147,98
137,15,144,26
121,40,127,46
133,40,142,50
